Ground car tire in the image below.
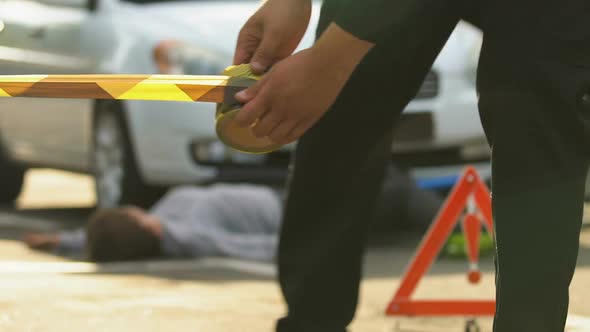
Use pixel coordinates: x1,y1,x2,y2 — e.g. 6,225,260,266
0,145,25,205
92,101,164,209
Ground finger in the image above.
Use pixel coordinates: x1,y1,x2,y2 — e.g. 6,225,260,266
284,120,312,144
233,46,253,66
233,26,260,65
235,74,268,103
250,30,282,74
235,89,270,127
252,109,284,138
268,119,298,145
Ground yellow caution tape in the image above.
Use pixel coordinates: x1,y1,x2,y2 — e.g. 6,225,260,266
0,65,283,154
0,74,232,102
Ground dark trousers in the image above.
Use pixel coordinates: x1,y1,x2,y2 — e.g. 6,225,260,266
478,38,590,331
276,1,463,331
276,2,590,332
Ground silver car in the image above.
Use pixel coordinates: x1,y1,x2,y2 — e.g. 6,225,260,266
4,0,569,207
0,0,322,208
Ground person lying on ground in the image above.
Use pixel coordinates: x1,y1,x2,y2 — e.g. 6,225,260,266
24,165,443,262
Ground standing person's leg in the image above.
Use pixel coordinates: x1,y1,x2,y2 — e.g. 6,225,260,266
275,1,463,331
478,41,590,331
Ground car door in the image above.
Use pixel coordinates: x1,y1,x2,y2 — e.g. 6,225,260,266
0,0,96,171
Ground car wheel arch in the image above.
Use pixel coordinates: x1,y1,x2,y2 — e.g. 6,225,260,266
92,99,147,181
91,99,163,208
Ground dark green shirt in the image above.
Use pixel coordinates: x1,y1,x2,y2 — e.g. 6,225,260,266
333,0,425,43
333,0,590,63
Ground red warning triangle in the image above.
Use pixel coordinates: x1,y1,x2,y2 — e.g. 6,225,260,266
386,166,496,316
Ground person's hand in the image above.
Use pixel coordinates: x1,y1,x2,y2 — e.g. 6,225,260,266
233,0,312,74
23,233,59,251
234,49,341,144
234,23,374,145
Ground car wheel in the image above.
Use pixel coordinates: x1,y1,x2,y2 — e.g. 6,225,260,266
92,102,163,209
0,155,25,204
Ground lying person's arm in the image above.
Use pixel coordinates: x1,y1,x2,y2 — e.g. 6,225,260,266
57,228,86,254
24,228,85,254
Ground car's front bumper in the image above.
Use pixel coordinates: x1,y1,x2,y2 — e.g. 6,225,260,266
396,74,485,152
411,161,491,191
125,99,219,185
125,99,289,186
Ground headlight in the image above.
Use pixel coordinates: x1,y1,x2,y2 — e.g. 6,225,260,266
153,39,229,75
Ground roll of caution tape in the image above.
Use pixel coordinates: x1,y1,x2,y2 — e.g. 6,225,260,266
215,65,283,154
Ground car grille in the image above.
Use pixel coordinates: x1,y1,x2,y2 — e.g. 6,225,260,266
414,70,439,99
392,112,433,143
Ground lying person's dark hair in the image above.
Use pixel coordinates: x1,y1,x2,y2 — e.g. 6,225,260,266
86,208,162,262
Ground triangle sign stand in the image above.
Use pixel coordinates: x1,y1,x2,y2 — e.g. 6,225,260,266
386,166,496,316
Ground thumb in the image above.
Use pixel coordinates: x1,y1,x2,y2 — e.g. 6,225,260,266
235,74,268,103
250,32,281,74
234,75,271,127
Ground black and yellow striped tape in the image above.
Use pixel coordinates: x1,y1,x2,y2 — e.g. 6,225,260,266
0,65,280,154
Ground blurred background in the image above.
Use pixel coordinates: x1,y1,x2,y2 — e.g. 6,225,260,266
0,0,494,210
0,0,589,331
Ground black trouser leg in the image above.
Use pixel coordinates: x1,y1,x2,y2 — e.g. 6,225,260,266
275,1,463,331
478,43,590,331
276,113,396,332
275,50,407,332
